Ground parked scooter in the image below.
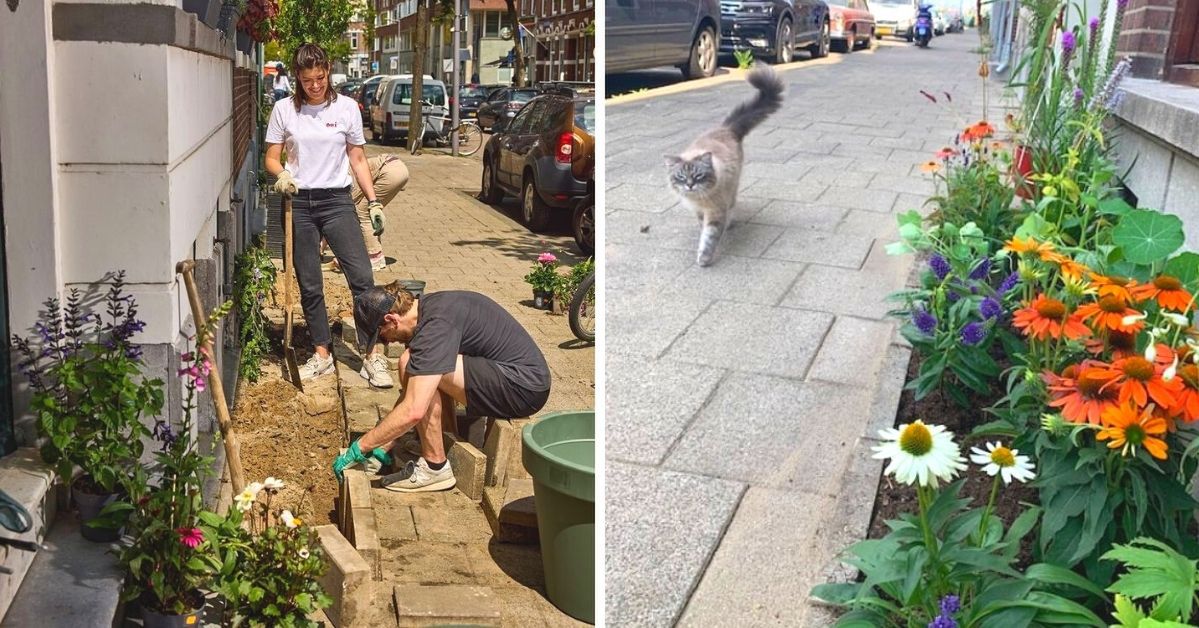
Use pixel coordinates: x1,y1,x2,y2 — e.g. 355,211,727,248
914,4,934,47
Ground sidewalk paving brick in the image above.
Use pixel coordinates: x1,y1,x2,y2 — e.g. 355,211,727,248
665,301,833,377
749,200,847,230
606,290,711,359
807,316,896,387
665,256,806,306
762,227,874,268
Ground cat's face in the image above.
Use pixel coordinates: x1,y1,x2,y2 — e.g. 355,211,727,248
664,153,716,195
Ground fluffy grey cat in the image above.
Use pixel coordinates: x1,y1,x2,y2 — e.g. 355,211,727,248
664,66,784,266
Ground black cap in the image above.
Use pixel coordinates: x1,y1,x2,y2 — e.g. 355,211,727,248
354,287,397,354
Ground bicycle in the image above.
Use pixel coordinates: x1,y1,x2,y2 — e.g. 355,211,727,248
568,271,595,343
409,100,483,157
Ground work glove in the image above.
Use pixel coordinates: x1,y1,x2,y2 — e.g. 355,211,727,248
332,440,394,481
368,201,385,236
274,170,298,197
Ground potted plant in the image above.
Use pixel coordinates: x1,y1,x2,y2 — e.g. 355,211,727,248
113,304,232,626
236,0,279,45
210,479,332,626
552,257,594,316
12,271,161,542
524,252,560,310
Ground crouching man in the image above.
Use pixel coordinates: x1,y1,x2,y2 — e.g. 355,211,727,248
332,283,551,491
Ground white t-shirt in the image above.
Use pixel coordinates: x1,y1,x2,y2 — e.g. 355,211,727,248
265,96,365,190
273,74,291,93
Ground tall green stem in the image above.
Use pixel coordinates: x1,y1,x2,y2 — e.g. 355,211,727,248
977,475,1002,545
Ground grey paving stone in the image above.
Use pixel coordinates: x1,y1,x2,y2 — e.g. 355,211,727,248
833,143,891,160
666,300,832,375
763,228,874,269
664,376,867,489
837,208,904,239
603,243,693,294
888,147,931,166
870,135,921,150
744,143,802,164
817,186,898,214
868,173,938,197
781,264,906,320
851,157,924,176
750,200,847,230
798,166,877,188
743,160,812,181
863,343,913,440
785,154,856,172
893,191,930,214
605,354,726,465
807,315,895,387
605,462,745,628
676,488,836,627
607,182,680,213
665,256,806,305
661,195,775,223
610,210,785,259
742,178,829,202
607,287,712,359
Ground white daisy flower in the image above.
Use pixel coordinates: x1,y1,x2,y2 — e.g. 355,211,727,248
969,441,1036,485
298,548,310,559
263,477,285,491
233,487,257,512
280,510,300,529
872,420,967,487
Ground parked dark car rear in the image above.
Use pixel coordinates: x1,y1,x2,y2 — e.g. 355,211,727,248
720,0,831,63
607,0,722,80
476,87,540,131
458,85,491,121
356,75,385,126
480,95,596,231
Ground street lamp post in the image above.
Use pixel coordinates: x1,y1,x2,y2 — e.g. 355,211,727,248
451,0,461,156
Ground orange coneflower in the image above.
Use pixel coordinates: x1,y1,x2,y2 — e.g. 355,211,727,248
1003,236,1056,260
920,160,941,173
935,147,956,160
1169,361,1199,423
1096,402,1168,460
1044,252,1090,282
1089,273,1141,304
1134,274,1193,311
1110,354,1182,409
1046,362,1121,425
962,120,996,141
1075,295,1144,333
1013,295,1091,341
1086,328,1140,359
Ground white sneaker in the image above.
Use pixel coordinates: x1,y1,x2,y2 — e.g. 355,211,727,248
380,458,456,493
298,353,335,380
359,352,394,388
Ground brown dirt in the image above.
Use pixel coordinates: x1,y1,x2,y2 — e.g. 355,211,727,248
868,353,1038,564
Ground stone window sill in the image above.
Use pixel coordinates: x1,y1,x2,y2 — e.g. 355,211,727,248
1114,78,1199,160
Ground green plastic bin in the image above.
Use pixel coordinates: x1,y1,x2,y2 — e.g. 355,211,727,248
522,410,595,623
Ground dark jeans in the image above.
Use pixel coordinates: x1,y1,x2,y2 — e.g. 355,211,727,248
291,187,374,350
273,89,288,103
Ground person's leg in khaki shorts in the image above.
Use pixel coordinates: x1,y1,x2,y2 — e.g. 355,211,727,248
352,156,409,267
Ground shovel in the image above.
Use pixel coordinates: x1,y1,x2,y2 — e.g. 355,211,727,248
281,196,304,391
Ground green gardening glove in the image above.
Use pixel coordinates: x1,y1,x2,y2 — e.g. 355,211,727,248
333,440,394,481
368,201,385,236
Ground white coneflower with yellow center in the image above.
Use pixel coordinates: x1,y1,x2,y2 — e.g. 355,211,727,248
872,420,967,487
969,441,1036,485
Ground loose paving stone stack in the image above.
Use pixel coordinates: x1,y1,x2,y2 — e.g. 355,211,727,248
481,477,539,544
315,525,379,627
393,584,501,627
338,468,383,581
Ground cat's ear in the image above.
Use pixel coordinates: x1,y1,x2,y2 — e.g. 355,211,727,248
696,152,714,167
663,154,683,168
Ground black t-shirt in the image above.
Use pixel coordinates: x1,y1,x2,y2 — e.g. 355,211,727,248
406,291,550,391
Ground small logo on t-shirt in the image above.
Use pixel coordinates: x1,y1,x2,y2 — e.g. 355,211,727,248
325,122,338,128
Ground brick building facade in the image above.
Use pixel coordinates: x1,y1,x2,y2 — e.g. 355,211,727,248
519,0,594,83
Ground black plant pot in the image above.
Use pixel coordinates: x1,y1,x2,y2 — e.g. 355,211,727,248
533,290,553,310
142,601,204,628
236,30,253,55
73,483,121,543
181,0,222,29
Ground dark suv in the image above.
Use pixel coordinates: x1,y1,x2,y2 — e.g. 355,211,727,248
480,95,596,231
607,0,722,80
720,0,831,62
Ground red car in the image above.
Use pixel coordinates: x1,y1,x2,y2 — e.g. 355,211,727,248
828,0,876,52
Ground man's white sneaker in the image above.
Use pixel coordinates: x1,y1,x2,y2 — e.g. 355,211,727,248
359,352,394,388
298,353,335,380
380,458,456,493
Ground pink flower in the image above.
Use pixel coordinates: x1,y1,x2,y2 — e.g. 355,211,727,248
176,527,204,549
537,252,557,264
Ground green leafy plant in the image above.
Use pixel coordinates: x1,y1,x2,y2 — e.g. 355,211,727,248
232,237,278,383
1103,538,1199,625
12,271,161,496
553,257,594,308
212,480,331,626
734,49,755,70
523,252,560,293
113,302,234,616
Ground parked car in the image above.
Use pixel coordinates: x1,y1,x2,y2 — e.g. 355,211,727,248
827,0,875,52
458,85,491,120
607,0,722,80
336,79,362,97
719,0,831,63
871,0,917,40
479,94,595,232
476,87,540,131
944,8,964,31
370,75,449,144
356,74,386,125
932,9,947,35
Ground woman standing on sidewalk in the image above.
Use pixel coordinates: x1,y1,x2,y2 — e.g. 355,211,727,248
271,63,291,103
263,42,394,388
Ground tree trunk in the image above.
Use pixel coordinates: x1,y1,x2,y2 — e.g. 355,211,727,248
505,0,525,86
407,0,429,152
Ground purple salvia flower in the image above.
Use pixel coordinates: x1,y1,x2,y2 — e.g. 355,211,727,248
1074,87,1085,108
1092,56,1132,111
913,308,938,335
999,271,1020,294
961,322,986,346
969,258,991,281
940,594,961,615
929,254,951,280
1117,0,1127,8
947,291,961,303
980,297,1002,320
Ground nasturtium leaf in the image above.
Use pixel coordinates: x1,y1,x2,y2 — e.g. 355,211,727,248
1163,252,1199,291
1098,196,1135,217
1112,210,1184,265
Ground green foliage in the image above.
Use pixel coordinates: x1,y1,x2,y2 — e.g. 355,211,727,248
927,150,1022,241
275,0,357,63
1112,210,1186,267
232,237,278,383
553,257,594,307
12,272,161,496
1102,538,1199,624
734,49,755,70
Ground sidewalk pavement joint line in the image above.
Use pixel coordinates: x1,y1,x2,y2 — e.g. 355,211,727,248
655,297,720,362
758,224,789,258
655,369,733,467
672,482,750,627
774,264,810,308
801,315,839,382
856,238,881,272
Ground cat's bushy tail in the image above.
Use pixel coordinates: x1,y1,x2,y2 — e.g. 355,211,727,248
723,66,784,141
